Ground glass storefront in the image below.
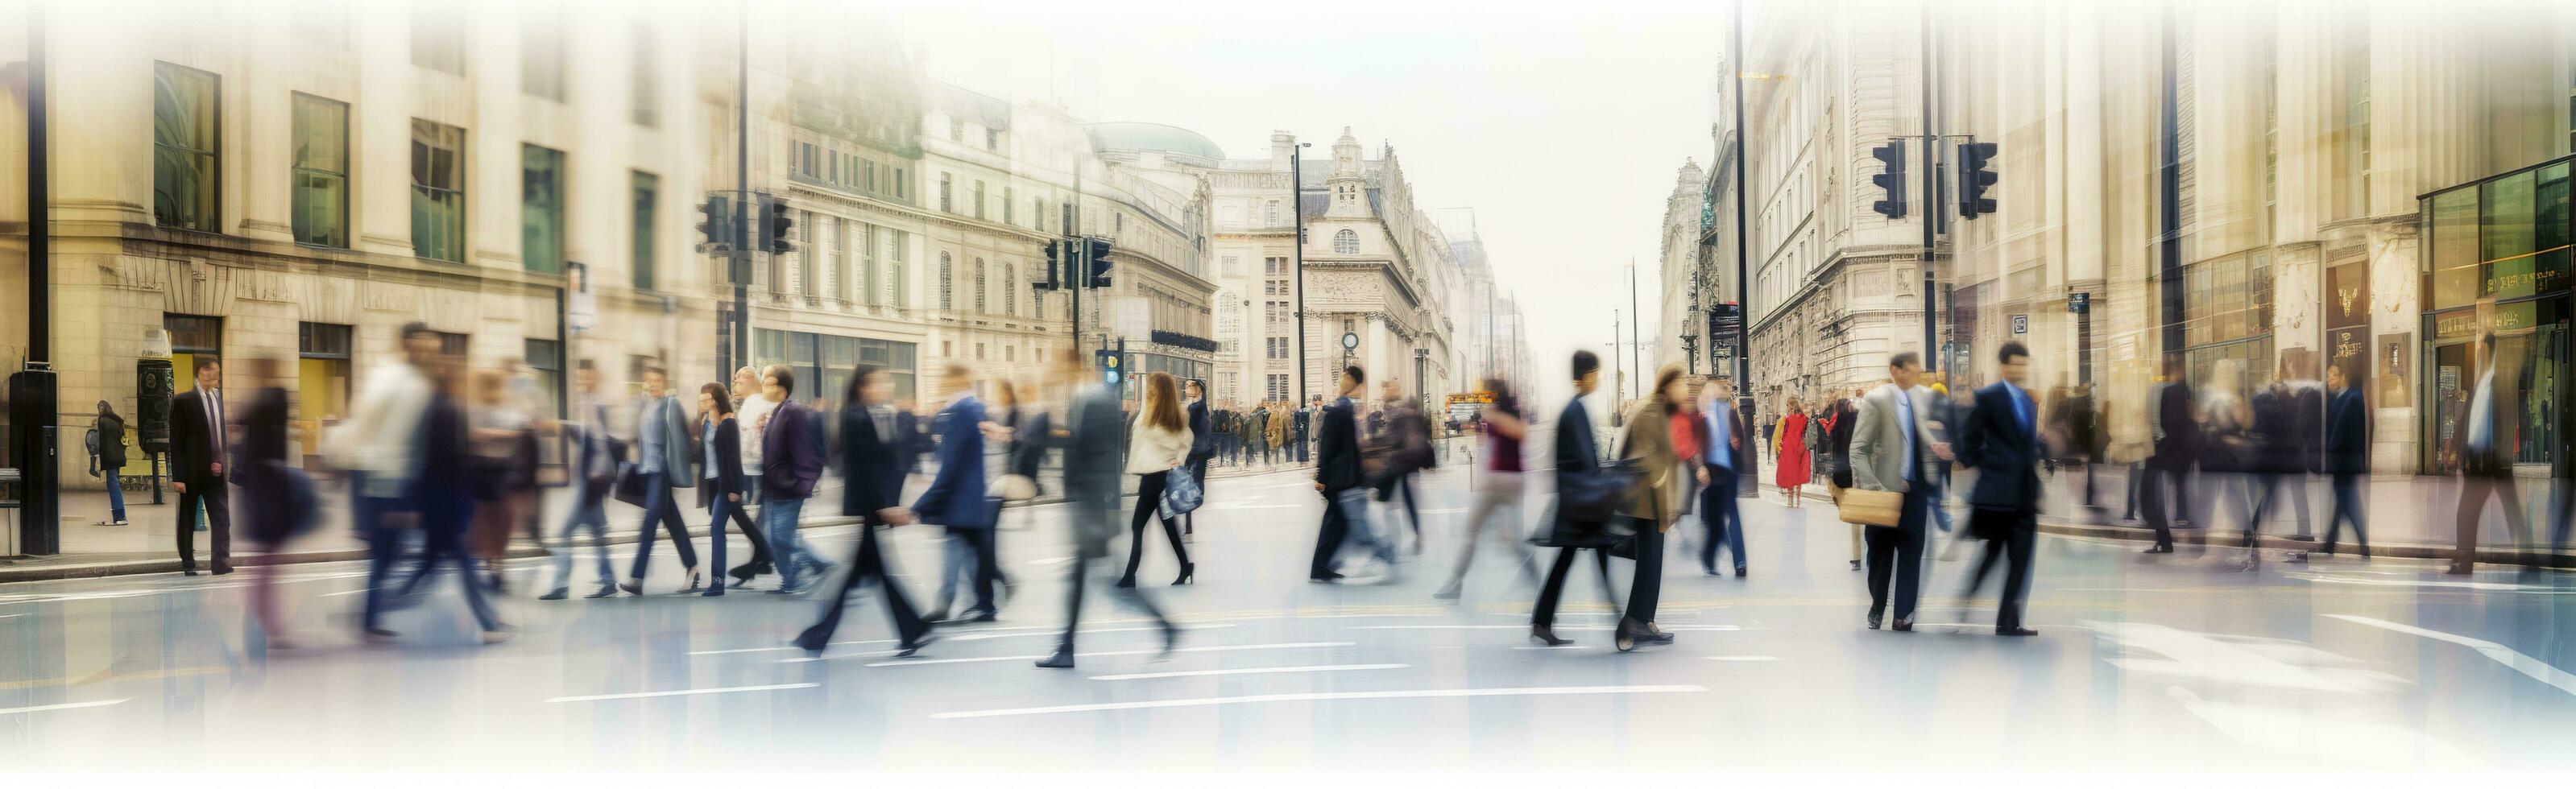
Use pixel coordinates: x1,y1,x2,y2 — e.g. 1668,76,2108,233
2180,250,2277,390
2419,157,2572,477
753,328,917,412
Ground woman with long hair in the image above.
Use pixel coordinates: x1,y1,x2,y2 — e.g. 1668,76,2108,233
1774,396,1812,507
1434,378,1539,599
1120,371,1195,588
93,400,129,526
695,383,745,597
1607,364,1691,651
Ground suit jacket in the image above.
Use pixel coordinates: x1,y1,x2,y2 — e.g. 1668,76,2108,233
2251,386,2302,474
169,386,226,487
237,387,294,540
893,411,928,472
698,418,746,510
2463,368,2520,477
642,394,698,487
1294,407,1312,441
838,403,905,518
2150,381,2200,472
1850,382,1940,494
1552,396,1600,527
761,398,825,500
2325,386,2369,476
1957,382,2043,511
1315,395,1365,492
1187,399,1215,457
1827,399,1859,487
1052,386,1127,557
912,395,993,527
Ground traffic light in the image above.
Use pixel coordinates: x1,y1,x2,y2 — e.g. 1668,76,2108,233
1039,240,1062,291
1958,141,1998,219
1095,349,1124,386
1086,237,1113,288
1870,143,1907,219
757,195,795,255
695,195,733,253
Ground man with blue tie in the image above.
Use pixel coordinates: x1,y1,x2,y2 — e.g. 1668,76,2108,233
2450,332,2526,576
1851,352,1947,632
1956,342,2044,636
1695,378,1754,577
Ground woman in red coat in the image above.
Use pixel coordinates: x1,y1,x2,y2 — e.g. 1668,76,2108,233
1773,396,1812,506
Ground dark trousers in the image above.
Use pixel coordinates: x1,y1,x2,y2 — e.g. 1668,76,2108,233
2324,473,2369,553
1698,469,1746,572
946,527,1000,613
1530,546,1616,630
2248,472,2313,541
1311,488,1353,579
2454,472,2531,568
630,473,698,580
1377,473,1420,539
799,520,930,648
1623,519,1666,624
361,509,404,631
1124,473,1191,581
1060,553,1170,651
1182,454,1211,535
2140,465,2185,548
1961,507,2037,630
410,518,503,632
1864,487,1930,620
176,481,232,571
724,480,774,569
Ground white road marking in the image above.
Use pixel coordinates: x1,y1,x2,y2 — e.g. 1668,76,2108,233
1025,556,1077,566
2288,572,2574,593
1089,663,1409,681
317,588,375,598
2080,620,2371,693
1357,624,1741,632
776,651,901,663
951,624,1232,642
0,699,129,716
863,641,1356,668
1702,655,1779,662
545,683,818,703
930,684,1710,719
690,640,892,656
2325,614,2576,697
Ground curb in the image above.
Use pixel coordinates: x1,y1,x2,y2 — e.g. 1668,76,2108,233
0,515,866,585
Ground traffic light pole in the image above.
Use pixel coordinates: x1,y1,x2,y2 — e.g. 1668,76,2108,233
730,2,751,378
1919,1,1938,379
1729,0,1753,431
1290,144,1308,409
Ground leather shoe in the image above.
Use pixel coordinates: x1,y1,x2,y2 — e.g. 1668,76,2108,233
896,635,937,658
537,588,569,601
585,587,619,599
1866,612,1883,630
1891,618,1914,632
1034,648,1075,669
2142,544,2174,554
1997,626,2039,637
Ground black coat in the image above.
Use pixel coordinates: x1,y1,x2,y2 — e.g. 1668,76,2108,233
838,404,905,520
168,387,226,487
237,388,295,543
1957,382,2043,512
697,418,745,510
95,415,128,469
1315,395,1365,493
1826,400,1857,489
2324,386,2369,476
761,399,826,501
1555,397,1599,479
2151,382,2201,472
1188,399,1215,457
2251,386,2302,474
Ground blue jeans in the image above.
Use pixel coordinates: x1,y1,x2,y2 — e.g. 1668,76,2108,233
761,496,814,589
104,469,127,522
1335,488,1395,564
703,494,737,591
549,489,615,593
1699,469,1746,572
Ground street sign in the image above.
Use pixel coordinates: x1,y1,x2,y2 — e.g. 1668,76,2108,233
2067,292,2090,314
2011,314,2029,335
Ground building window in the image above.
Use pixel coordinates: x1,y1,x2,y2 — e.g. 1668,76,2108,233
1223,255,1241,276
1333,229,1358,254
152,62,221,233
975,343,985,360
411,3,464,74
797,211,817,295
974,180,986,220
292,0,349,48
891,229,909,307
632,171,659,291
974,258,988,313
290,93,349,248
1267,200,1281,226
894,167,907,199
1003,266,1017,316
410,120,466,262
1268,374,1289,402
295,321,353,460
857,223,878,305
939,252,954,311
524,338,562,418
520,2,565,101
986,128,1000,151
950,117,964,142
940,173,953,213
522,144,567,274
432,331,469,357
630,24,659,127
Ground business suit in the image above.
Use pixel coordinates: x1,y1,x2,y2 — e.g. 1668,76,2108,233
170,384,233,574
915,394,997,615
1956,381,2043,632
797,401,933,651
628,394,699,587
1293,407,1312,462
2450,365,2527,573
1850,382,1939,626
1039,386,1175,665
2143,380,2199,550
1531,395,1617,634
2321,383,2370,556
1310,394,1390,579
760,398,830,591
1699,399,1754,575
1185,398,1213,534
2244,384,2312,549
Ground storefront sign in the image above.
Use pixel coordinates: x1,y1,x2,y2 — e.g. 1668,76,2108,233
2379,333,2412,407
2433,311,2483,341
2325,262,2368,330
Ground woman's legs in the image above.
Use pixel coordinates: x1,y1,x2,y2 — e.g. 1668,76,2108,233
1122,473,1168,583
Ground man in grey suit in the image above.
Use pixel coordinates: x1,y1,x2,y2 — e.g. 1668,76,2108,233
622,364,701,593
1850,352,1949,631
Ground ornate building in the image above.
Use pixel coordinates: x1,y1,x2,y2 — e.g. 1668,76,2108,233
1297,129,1458,408
1655,160,1708,375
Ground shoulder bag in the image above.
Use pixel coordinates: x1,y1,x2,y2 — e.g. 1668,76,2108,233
1158,466,1203,520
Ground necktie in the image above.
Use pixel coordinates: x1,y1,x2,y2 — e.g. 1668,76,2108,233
206,388,226,460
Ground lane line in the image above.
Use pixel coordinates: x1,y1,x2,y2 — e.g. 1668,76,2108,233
0,699,128,716
777,650,901,663
545,683,818,703
1702,655,1779,662
930,684,1710,719
2324,614,2576,697
1356,624,1741,632
863,642,1356,668
951,624,1232,642
690,640,892,656
1090,663,1410,681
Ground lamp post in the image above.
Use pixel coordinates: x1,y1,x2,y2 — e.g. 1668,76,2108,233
1290,140,1313,407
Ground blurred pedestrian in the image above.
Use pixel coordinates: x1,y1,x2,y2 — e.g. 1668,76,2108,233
1312,366,1397,582
466,369,537,592
2320,361,2371,558
541,360,619,600
1606,364,1688,652
386,354,512,644
1435,378,1539,599
234,357,298,646
2200,359,2260,567
2141,354,2200,554
2248,361,2314,552
757,366,831,595
1773,395,1810,509
1530,351,1619,647
1853,353,1947,631
1036,352,1178,668
1698,378,1753,578
93,401,129,526
797,366,935,657
1121,372,1197,588
917,366,1000,622
1184,379,1215,536
351,324,440,638
695,383,745,597
620,363,702,595
1267,403,1290,466
170,356,232,576
1824,390,1862,570
1294,397,1315,464
723,366,777,588
1373,378,1434,554
1954,343,2043,637
2449,333,2528,575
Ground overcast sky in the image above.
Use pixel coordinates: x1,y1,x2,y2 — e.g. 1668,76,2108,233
879,0,1729,410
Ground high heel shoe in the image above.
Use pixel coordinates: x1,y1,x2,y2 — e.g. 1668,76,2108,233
1171,564,1195,585
680,568,703,593
1529,627,1572,647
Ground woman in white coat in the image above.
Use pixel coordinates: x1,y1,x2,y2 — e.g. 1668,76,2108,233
1121,371,1197,588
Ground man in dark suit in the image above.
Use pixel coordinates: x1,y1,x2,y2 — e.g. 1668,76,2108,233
170,356,232,576
2320,361,2371,558
1530,351,1617,646
1955,342,2044,636
1696,377,1754,577
2142,354,2199,553
1294,399,1315,464
2450,333,2527,575
1035,351,1178,668
1310,365,1393,581
1184,379,1214,535
798,365,934,656
759,366,831,594
914,365,998,619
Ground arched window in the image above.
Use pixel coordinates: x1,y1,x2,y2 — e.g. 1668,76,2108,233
938,252,953,311
974,258,988,313
1332,229,1359,254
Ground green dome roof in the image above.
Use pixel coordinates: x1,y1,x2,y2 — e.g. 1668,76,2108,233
1087,122,1227,161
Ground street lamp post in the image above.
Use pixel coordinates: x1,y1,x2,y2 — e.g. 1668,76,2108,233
1290,140,1311,407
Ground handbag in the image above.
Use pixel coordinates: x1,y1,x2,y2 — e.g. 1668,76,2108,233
611,461,648,508
1837,486,1904,527
1560,457,1644,526
990,473,1037,502
1158,467,1203,520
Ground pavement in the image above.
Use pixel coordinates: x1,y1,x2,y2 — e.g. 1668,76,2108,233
0,455,2570,776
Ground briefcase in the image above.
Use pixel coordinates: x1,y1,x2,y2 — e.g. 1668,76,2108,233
1836,487,1904,527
